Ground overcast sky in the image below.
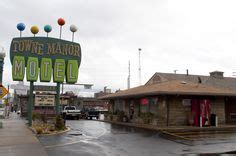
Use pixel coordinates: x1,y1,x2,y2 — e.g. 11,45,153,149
1,0,236,92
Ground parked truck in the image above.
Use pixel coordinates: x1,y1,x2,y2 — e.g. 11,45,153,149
81,108,100,120
61,106,81,120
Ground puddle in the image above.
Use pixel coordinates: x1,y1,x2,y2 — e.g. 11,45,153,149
68,133,83,136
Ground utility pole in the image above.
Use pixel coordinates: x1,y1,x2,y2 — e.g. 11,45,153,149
138,48,142,85
0,48,5,122
127,60,130,89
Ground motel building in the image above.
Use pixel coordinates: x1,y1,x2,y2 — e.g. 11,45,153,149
100,71,236,127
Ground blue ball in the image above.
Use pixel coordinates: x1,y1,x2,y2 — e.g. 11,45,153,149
44,25,52,33
17,23,26,31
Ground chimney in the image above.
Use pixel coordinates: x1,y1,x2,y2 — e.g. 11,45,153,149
210,71,224,79
186,69,189,76
104,86,107,93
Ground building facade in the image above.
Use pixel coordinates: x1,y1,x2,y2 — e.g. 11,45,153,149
101,71,236,127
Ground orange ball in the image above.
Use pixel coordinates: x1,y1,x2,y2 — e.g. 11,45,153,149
57,18,65,26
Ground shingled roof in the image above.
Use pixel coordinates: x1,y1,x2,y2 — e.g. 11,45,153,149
100,80,236,99
145,71,236,90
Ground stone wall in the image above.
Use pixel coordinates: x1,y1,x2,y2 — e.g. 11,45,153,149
132,96,167,126
156,97,167,126
114,99,125,112
168,97,190,126
168,96,226,126
124,100,130,116
112,96,226,126
211,97,225,124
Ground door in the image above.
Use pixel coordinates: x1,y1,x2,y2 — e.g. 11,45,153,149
191,99,211,126
225,98,236,123
191,99,199,126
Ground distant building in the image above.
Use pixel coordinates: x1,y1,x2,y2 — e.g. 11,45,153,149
78,97,108,111
94,86,111,98
18,85,110,117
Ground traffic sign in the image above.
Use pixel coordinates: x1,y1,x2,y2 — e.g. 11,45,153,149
0,85,8,99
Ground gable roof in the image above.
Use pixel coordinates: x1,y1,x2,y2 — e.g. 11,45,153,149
100,80,236,99
145,72,236,90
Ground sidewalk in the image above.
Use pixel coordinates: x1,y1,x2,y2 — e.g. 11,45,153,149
0,113,48,156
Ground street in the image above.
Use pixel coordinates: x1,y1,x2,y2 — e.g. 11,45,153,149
38,120,236,156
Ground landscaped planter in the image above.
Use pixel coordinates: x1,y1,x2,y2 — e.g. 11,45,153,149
133,117,144,124
112,115,119,121
151,118,158,126
151,118,166,126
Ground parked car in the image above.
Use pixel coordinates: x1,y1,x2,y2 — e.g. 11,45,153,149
17,110,21,115
61,106,81,120
82,108,100,120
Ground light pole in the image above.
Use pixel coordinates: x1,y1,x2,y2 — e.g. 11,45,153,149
0,50,5,84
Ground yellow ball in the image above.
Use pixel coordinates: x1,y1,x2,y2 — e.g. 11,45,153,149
31,26,39,34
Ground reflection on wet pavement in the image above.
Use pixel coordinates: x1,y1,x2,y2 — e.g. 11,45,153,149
38,120,236,156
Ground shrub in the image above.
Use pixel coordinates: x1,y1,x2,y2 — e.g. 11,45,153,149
109,115,113,120
55,115,65,130
140,112,154,124
32,112,41,121
104,112,109,119
35,126,43,134
117,110,125,122
41,115,47,123
48,125,55,132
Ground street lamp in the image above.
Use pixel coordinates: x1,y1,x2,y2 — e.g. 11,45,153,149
0,48,6,84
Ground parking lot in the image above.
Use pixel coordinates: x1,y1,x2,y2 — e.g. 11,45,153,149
38,120,236,155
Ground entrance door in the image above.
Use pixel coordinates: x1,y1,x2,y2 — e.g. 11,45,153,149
191,99,211,126
191,99,199,126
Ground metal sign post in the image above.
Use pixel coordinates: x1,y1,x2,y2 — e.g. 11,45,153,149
56,82,60,115
28,81,34,126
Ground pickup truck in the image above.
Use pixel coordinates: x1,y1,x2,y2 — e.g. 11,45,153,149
82,108,100,120
61,106,81,120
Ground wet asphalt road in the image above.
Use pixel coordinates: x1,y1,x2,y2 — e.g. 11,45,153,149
38,120,236,156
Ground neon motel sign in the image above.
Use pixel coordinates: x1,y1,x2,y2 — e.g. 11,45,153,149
10,37,81,83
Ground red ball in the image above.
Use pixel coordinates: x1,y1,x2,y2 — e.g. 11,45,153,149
57,18,65,26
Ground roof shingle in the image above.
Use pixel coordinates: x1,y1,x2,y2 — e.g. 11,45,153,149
100,80,236,99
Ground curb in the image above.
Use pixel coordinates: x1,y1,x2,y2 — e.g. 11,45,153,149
29,126,71,136
160,130,194,146
98,120,236,132
98,119,162,132
38,126,71,136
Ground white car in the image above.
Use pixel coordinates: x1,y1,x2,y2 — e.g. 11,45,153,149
17,110,21,115
62,106,81,120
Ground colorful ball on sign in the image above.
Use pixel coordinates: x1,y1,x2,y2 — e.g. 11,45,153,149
57,18,65,26
31,26,39,34
17,23,26,31
44,25,52,33
70,25,78,32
